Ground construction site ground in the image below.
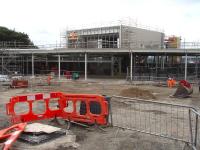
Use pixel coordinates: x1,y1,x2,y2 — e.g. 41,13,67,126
0,77,199,150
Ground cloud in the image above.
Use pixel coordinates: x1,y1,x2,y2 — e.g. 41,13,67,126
0,0,199,44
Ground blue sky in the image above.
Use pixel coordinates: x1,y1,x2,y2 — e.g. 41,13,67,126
0,0,200,45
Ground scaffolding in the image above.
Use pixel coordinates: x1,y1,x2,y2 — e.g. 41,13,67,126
0,42,24,75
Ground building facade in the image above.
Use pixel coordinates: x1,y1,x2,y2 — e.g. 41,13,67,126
67,25,165,49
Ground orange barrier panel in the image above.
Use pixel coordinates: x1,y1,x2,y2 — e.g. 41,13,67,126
6,92,66,124
62,94,108,125
6,92,109,125
0,123,27,150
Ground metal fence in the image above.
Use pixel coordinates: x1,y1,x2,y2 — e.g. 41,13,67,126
110,95,200,150
190,109,200,150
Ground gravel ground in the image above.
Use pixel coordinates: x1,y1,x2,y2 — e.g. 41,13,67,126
0,78,199,150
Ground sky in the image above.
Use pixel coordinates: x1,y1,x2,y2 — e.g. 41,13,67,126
0,0,200,45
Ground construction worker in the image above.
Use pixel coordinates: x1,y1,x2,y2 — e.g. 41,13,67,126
171,77,176,87
47,75,52,86
167,77,172,88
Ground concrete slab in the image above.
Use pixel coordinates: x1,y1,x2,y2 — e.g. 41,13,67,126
24,123,62,134
15,130,79,150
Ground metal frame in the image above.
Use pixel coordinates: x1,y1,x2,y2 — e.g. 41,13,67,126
110,95,200,150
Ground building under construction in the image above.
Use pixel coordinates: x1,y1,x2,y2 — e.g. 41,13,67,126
67,25,164,49
0,23,200,81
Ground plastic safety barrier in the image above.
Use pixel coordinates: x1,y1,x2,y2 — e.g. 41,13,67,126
62,94,108,125
0,123,27,150
6,92,66,124
6,92,109,125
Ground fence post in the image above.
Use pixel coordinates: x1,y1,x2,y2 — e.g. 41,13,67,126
189,109,194,145
194,113,198,147
109,97,113,127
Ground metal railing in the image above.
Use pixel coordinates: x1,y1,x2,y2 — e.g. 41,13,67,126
189,109,200,150
1,41,200,50
110,95,200,149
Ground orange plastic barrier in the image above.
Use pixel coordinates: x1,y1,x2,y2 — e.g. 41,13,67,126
62,94,108,125
6,92,109,125
6,92,66,124
0,123,27,150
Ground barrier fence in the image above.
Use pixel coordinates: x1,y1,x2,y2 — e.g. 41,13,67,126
190,109,200,150
110,95,200,150
6,92,109,125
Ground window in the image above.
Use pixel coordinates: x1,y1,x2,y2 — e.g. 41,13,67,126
90,101,101,115
32,100,45,114
65,101,74,113
14,102,29,115
76,101,86,115
49,98,59,110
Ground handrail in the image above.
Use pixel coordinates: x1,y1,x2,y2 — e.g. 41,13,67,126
112,95,197,110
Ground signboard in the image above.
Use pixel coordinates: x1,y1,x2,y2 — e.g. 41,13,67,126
68,32,78,40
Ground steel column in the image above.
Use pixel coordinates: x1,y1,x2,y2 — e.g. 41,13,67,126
85,53,87,80
156,56,158,77
119,58,122,75
184,53,188,80
195,56,198,79
32,54,34,77
130,52,133,81
1,57,3,74
26,57,28,75
111,55,114,77
58,54,61,79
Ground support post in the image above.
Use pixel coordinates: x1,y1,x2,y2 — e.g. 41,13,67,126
1,57,3,74
195,56,198,79
58,55,61,79
184,53,187,80
27,57,28,75
31,54,34,77
111,56,114,77
130,52,133,81
85,53,87,80
119,58,122,75
119,25,122,48
155,56,158,78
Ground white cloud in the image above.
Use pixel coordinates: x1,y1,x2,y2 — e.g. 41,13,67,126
0,0,199,44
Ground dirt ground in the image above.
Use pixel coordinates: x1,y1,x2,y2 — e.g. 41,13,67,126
0,77,199,150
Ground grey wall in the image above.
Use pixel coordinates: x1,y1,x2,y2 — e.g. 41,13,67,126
121,26,164,49
67,25,164,49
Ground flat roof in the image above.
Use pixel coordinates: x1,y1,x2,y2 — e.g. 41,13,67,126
6,48,200,55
